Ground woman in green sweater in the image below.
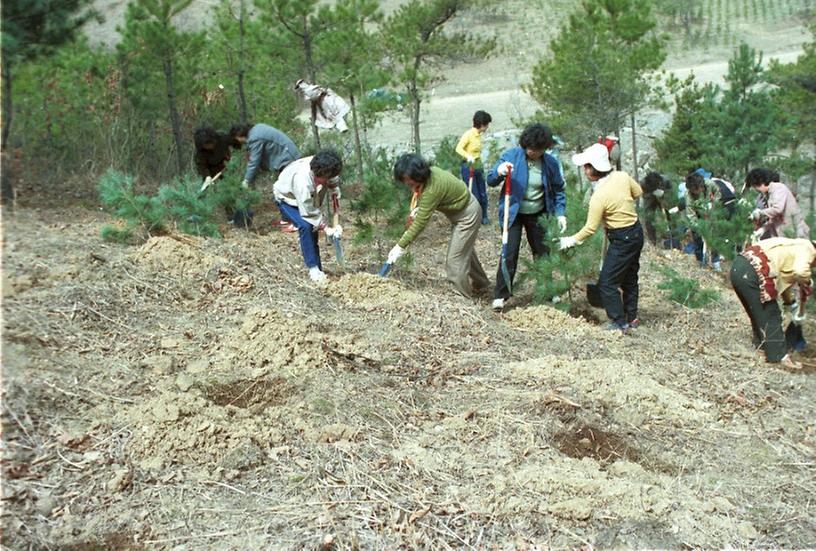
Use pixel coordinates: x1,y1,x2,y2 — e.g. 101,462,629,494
387,154,490,298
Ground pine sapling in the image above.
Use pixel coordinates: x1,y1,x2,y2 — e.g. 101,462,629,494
98,168,167,243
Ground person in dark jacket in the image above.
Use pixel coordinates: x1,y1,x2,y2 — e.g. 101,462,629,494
194,126,235,179
641,171,675,247
487,123,566,310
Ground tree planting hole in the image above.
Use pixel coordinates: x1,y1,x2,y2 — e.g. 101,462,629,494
554,424,639,463
205,377,290,409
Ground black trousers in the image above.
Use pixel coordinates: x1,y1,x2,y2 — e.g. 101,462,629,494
599,222,644,325
494,210,549,299
730,255,786,361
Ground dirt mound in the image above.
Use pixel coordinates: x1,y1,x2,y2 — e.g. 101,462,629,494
326,272,421,309
504,304,595,335
130,235,225,278
110,381,289,470
208,308,327,377
504,356,714,426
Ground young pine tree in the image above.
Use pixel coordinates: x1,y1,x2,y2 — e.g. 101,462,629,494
98,169,167,243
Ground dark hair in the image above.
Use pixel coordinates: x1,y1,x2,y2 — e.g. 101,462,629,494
228,123,253,141
473,110,492,128
746,167,775,188
642,171,668,194
519,123,555,151
310,149,343,178
194,127,220,150
685,171,705,193
587,166,612,179
769,170,780,182
393,153,431,184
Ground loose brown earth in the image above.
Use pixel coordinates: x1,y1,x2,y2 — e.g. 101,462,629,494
2,201,815,549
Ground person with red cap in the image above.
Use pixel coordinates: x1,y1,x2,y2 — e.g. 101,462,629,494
560,143,643,333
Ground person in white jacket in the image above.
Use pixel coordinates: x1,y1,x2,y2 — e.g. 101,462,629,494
294,79,350,132
273,150,344,283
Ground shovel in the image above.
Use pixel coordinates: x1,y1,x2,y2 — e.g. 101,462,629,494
586,233,608,308
500,166,512,294
468,165,475,194
330,193,345,267
199,170,224,194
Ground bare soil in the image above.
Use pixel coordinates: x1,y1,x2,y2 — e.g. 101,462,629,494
2,204,815,548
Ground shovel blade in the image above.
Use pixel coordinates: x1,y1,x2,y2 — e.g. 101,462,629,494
379,262,392,277
586,283,603,308
332,237,345,266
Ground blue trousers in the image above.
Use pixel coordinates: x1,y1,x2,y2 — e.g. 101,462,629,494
277,201,322,270
599,222,644,325
460,163,488,220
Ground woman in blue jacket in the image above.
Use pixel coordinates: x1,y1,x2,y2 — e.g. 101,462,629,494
488,123,567,310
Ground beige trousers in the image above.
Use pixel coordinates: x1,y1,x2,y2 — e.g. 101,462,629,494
445,195,490,297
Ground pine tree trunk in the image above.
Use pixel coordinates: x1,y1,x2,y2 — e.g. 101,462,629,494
630,112,639,182
162,55,185,175
1,62,12,151
236,0,249,123
302,25,320,148
408,78,421,155
350,92,364,184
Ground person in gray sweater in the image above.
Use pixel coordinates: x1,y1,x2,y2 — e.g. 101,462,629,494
229,123,301,188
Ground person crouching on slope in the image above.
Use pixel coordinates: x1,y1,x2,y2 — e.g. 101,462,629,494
559,143,644,333
386,153,491,298
273,150,344,284
730,237,816,370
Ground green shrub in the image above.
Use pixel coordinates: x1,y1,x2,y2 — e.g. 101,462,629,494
657,267,720,308
98,168,167,242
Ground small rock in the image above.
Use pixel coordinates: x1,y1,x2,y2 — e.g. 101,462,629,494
186,358,210,374
106,468,133,493
36,493,57,516
220,440,265,471
737,521,759,540
160,337,181,349
175,373,194,392
151,402,180,423
142,354,174,375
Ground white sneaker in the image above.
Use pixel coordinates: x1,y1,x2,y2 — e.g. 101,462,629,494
309,267,327,283
492,298,505,311
712,260,722,273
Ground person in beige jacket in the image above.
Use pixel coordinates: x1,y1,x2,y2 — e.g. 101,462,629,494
747,168,809,239
730,237,816,369
559,143,643,332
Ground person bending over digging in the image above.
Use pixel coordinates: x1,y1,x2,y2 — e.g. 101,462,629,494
272,150,344,284
386,153,490,298
194,126,235,181
559,143,643,333
487,123,566,311
730,237,816,370
455,110,492,225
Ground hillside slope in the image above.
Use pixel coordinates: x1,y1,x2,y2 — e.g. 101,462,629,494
2,205,815,548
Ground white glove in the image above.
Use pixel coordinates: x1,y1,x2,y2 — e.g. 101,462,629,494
201,176,214,191
652,189,664,199
497,162,513,176
241,180,250,190
559,236,578,250
557,216,567,234
753,227,765,239
668,206,680,215
387,245,404,264
325,225,343,239
466,155,475,164
750,208,762,221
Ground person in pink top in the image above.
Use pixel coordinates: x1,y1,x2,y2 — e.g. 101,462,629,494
748,168,809,240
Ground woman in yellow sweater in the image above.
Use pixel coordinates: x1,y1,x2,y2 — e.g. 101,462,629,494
559,143,644,332
730,237,816,369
